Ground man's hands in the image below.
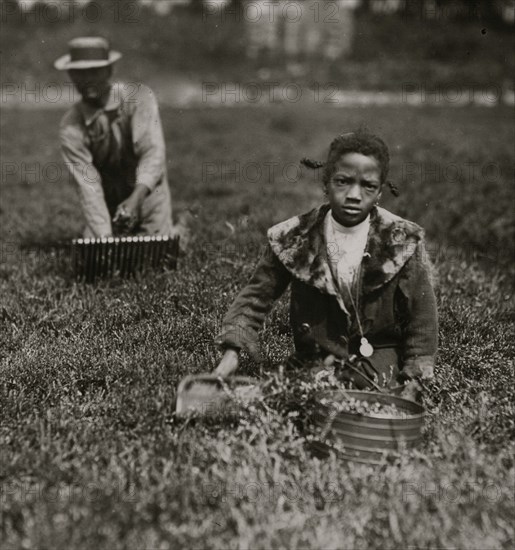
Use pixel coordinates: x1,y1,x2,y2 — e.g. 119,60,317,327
113,184,149,235
214,348,239,378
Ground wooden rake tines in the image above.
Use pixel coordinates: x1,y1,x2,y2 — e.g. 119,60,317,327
71,235,179,282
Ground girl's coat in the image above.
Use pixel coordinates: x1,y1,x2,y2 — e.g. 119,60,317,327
216,204,438,383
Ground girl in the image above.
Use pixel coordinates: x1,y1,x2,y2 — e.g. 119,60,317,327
213,131,438,400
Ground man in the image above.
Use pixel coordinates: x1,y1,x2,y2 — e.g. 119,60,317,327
55,36,173,238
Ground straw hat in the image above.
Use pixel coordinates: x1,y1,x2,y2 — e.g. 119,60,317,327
54,37,122,71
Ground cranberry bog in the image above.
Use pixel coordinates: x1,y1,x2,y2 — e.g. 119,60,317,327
1,104,513,549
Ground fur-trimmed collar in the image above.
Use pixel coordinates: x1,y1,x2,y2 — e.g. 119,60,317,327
267,204,424,299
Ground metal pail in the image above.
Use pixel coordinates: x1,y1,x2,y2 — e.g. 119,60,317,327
311,390,426,465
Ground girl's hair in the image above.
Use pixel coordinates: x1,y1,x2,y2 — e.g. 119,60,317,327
301,131,400,196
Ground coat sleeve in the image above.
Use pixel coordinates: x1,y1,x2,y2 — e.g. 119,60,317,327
60,123,112,238
398,239,438,380
215,244,292,361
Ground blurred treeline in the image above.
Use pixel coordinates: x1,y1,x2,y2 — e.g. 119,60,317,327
1,0,513,88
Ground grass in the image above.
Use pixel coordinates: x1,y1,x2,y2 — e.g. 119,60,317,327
1,104,514,549
1,6,513,89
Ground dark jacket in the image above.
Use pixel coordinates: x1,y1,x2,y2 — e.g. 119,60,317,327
215,204,438,381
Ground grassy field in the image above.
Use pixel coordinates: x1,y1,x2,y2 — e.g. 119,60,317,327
2,6,513,89
1,104,514,549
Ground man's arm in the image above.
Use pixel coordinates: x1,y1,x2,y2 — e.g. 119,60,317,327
113,85,166,225
60,123,112,238
130,85,166,193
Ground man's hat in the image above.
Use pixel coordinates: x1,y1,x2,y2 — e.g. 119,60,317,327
54,37,122,71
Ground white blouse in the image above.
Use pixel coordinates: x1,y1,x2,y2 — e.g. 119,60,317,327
324,210,370,290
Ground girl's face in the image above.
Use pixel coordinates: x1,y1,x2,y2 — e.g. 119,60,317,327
326,152,382,226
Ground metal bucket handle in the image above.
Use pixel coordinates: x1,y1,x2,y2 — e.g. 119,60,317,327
342,355,427,395
342,357,386,393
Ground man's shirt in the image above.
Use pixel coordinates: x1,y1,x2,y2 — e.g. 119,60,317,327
60,82,171,237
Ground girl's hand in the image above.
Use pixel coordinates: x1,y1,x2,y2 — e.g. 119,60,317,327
400,379,423,402
214,348,239,378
